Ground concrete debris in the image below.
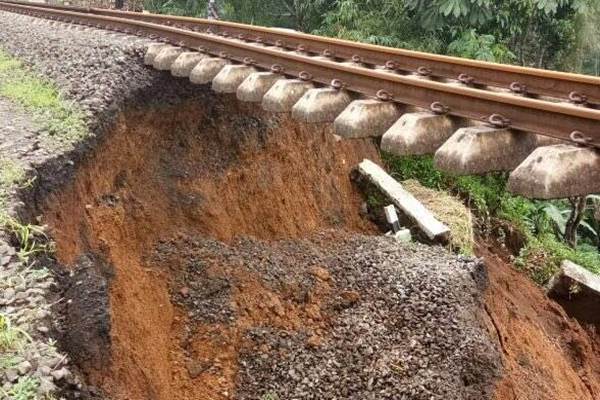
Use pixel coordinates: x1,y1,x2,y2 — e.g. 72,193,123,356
357,159,450,240
547,260,600,326
548,260,600,296
386,228,412,242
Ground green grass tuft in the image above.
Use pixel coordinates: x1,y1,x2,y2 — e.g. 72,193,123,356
0,49,88,148
0,314,32,352
0,158,27,190
1,376,39,400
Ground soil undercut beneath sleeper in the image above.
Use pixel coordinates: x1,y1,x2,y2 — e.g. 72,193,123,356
2,9,599,400
40,94,501,400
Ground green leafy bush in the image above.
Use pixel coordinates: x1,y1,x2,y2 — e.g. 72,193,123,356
382,153,600,282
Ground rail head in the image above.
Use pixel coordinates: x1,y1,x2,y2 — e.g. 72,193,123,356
1,0,599,147
5,0,600,107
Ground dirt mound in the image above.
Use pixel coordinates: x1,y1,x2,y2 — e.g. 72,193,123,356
479,246,600,400
40,94,503,400
151,233,499,400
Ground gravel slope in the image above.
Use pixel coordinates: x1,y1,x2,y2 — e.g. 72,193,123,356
0,10,203,144
0,9,198,400
155,232,501,400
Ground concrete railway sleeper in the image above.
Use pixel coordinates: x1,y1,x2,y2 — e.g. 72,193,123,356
1,1,599,199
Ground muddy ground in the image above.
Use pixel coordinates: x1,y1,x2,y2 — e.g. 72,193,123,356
0,9,599,400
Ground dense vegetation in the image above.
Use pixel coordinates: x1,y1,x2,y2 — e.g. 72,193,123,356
141,0,600,277
144,0,600,75
382,154,600,283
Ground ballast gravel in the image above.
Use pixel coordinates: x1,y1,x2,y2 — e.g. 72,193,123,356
0,10,201,400
0,10,201,140
154,232,502,400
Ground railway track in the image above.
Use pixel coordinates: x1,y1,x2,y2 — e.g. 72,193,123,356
6,0,600,108
0,0,599,199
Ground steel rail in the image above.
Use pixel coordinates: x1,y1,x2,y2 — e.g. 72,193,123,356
1,1,599,148
4,0,600,107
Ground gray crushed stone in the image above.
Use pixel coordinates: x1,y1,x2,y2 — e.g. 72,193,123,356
0,238,80,398
0,10,204,143
153,232,502,400
0,11,149,133
0,100,52,169
0,10,209,217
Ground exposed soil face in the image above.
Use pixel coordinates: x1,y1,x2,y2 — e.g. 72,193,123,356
47,96,377,263
480,245,600,400
37,85,600,400
40,94,370,398
41,93,502,400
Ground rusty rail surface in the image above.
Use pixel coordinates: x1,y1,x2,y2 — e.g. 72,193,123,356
1,0,599,148
5,0,600,108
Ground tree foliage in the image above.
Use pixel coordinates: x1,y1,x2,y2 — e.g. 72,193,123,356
222,0,334,32
142,0,595,73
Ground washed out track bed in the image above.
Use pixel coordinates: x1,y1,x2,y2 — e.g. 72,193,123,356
32,93,503,400
1,9,599,400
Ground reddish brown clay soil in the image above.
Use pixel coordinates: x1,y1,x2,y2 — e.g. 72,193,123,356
479,245,600,400
42,93,600,400
148,238,336,400
43,97,380,400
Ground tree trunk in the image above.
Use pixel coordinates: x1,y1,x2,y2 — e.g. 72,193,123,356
565,197,586,248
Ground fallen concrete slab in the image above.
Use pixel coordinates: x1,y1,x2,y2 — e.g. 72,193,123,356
144,42,170,66
189,57,229,85
212,64,257,94
434,126,538,175
357,159,450,240
262,79,314,112
292,88,352,123
171,51,205,78
381,112,457,156
153,46,184,71
508,144,600,199
237,72,282,102
334,100,400,139
547,260,600,326
548,260,600,295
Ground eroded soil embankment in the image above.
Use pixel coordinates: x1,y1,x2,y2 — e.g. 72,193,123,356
37,89,600,400
42,95,373,398
40,94,501,400
480,246,600,400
